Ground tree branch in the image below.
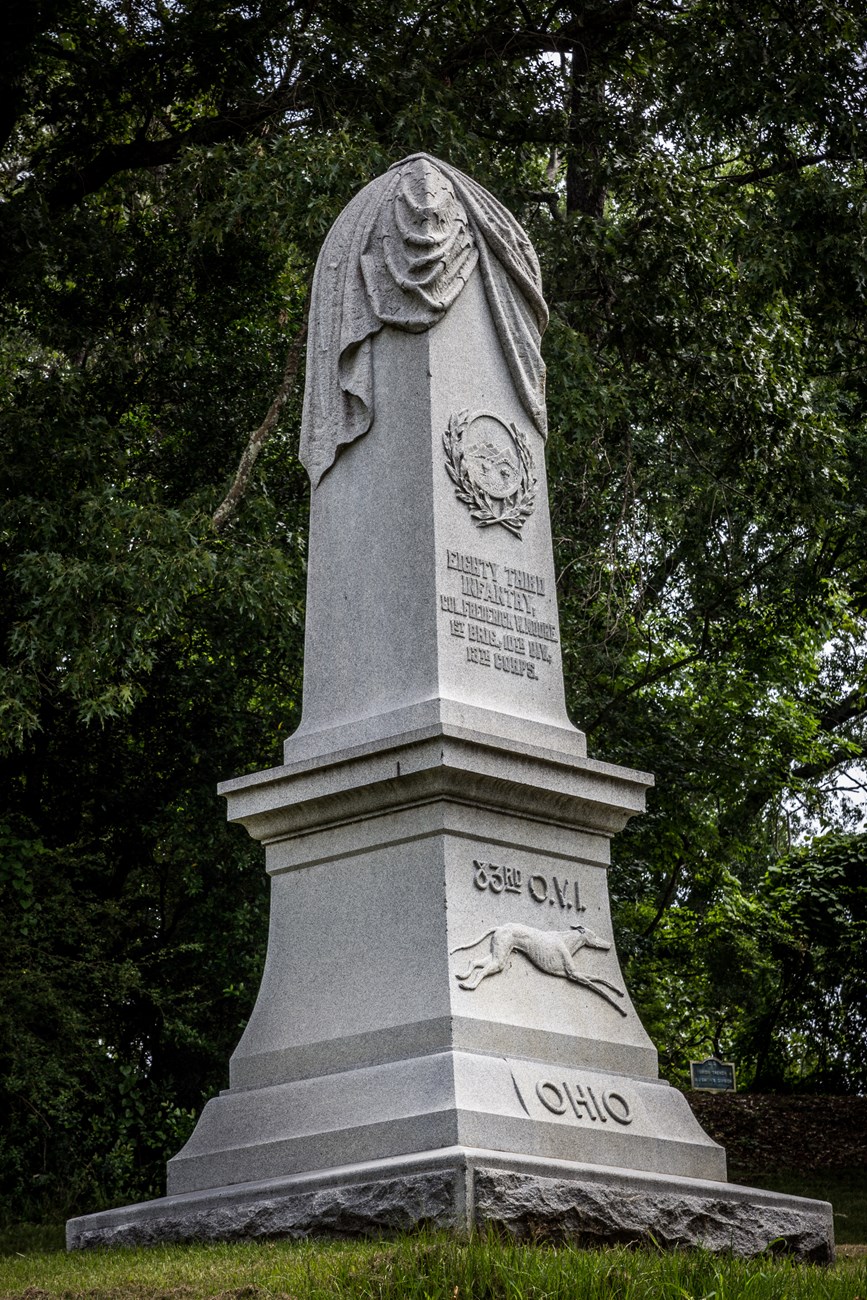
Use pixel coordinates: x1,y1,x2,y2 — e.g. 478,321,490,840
42,83,309,213
715,151,838,188
726,691,867,826
643,858,684,938
439,0,642,79
519,188,561,219
813,684,867,735
584,611,713,735
791,745,865,784
630,537,691,622
212,290,310,534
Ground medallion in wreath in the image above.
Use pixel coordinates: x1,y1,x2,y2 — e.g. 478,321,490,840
442,410,537,537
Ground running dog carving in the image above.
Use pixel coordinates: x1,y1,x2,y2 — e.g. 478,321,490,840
450,922,627,1015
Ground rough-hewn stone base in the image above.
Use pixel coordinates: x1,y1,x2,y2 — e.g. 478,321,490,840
66,1147,834,1262
472,1167,832,1261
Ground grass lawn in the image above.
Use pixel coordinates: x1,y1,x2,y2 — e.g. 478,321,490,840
0,1233,866,1300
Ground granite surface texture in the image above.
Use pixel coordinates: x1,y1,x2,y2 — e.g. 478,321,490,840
473,1168,833,1261
296,269,572,749
68,1149,834,1262
167,1053,725,1196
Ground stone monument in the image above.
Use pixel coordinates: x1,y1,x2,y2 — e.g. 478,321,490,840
67,155,834,1259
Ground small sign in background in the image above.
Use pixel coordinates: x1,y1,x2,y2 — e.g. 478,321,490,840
689,1057,737,1092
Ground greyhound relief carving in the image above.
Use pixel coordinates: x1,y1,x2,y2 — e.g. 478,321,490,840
450,922,628,1015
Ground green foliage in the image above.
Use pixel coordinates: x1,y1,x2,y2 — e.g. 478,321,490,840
745,835,867,1090
1,124,310,1221
3,0,867,1226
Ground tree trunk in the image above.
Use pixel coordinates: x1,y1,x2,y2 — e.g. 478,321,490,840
565,41,606,217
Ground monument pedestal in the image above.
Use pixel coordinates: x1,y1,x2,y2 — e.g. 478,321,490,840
67,714,833,1259
167,715,717,1193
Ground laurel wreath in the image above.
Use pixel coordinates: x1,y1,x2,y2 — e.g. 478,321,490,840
442,410,537,537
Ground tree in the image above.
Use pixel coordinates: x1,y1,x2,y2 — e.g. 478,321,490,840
2,0,867,1222
744,833,867,1092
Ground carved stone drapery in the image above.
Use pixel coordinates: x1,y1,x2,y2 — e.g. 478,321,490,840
299,153,549,488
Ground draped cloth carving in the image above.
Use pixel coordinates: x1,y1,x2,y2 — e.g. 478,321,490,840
299,153,549,488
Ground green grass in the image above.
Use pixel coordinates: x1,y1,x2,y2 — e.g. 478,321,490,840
0,1222,65,1256
0,1233,865,1300
731,1169,867,1245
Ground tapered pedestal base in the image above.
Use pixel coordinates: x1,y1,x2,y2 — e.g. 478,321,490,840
65,715,834,1263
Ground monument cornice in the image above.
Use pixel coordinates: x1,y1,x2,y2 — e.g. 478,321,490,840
219,724,654,846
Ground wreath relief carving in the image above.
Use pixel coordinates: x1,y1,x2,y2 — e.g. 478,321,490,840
443,409,537,537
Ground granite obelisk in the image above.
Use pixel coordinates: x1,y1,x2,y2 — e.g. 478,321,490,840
67,155,834,1259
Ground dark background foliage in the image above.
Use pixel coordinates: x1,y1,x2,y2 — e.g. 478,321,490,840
1,0,866,1224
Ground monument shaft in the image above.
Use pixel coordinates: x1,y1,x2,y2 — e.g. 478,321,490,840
298,269,573,746
67,156,834,1259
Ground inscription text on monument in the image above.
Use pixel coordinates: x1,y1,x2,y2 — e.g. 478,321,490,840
439,548,559,681
471,859,586,912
